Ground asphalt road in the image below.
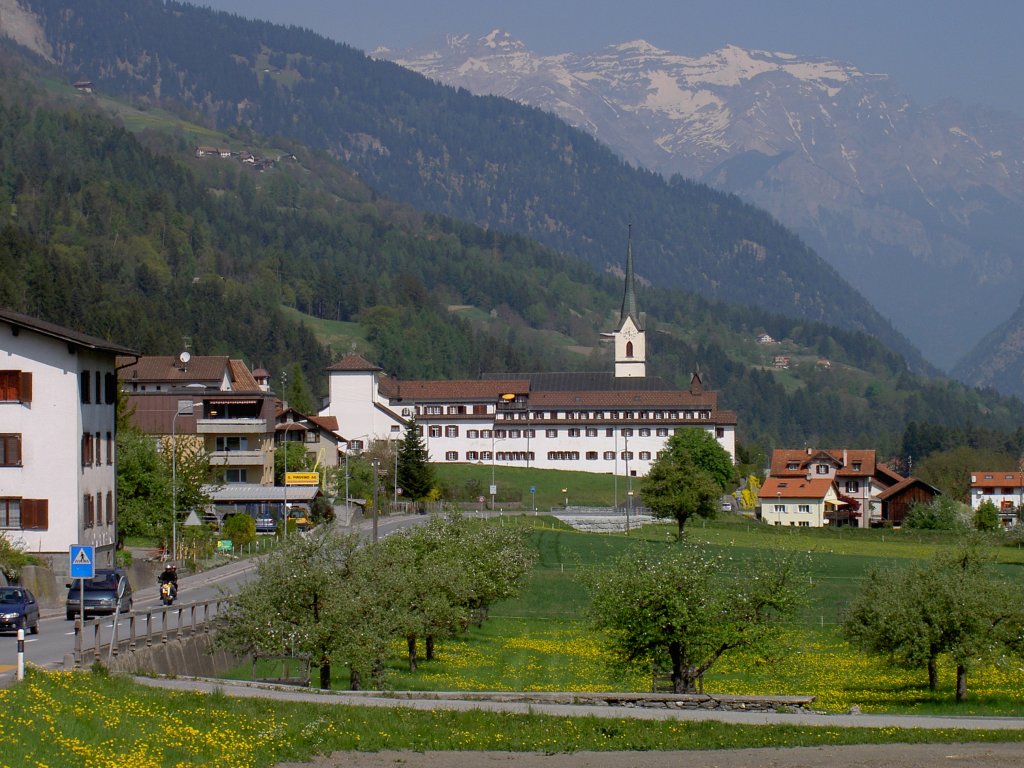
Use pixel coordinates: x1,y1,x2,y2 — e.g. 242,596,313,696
0,513,426,683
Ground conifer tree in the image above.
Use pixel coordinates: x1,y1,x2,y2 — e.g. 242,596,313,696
397,419,434,501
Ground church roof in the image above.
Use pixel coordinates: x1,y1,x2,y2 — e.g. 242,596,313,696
620,228,641,329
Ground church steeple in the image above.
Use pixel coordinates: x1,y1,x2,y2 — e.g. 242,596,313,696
613,226,646,378
620,224,640,328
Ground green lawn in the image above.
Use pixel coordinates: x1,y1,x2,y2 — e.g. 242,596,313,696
435,463,639,509
375,516,1024,715
7,668,1024,767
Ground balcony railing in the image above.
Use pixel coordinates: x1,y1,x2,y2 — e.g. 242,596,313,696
208,450,265,466
196,418,267,435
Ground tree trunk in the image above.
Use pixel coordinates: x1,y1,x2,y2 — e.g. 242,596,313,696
426,634,435,661
956,664,968,702
927,656,938,691
319,656,331,690
372,659,384,688
669,641,698,693
677,517,686,542
407,635,418,673
349,668,361,691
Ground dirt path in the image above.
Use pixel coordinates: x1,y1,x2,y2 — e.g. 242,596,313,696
276,743,1024,768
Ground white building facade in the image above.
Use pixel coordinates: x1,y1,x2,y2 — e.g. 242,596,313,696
320,234,737,474
1,309,135,574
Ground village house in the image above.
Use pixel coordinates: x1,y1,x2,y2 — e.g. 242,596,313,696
118,354,277,487
758,476,840,527
760,448,929,527
969,471,1023,528
1,308,136,574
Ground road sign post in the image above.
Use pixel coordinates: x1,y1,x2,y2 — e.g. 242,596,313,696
70,545,94,627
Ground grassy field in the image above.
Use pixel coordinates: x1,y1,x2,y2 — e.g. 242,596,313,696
5,667,1024,768
434,463,641,509
373,515,1024,715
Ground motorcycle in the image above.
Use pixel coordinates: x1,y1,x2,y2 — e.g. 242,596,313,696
159,580,176,605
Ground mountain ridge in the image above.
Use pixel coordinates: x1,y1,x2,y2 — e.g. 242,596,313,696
379,30,1024,381
0,0,931,375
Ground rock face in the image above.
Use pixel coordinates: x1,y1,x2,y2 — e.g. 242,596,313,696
378,32,1024,376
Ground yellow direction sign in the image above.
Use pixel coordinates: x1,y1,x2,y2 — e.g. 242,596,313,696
285,472,320,486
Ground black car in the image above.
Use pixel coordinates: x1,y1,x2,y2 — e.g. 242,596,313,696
0,586,40,634
66,568,133,620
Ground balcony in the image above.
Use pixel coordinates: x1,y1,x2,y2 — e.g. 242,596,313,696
196,418,267,436
208,450,265,467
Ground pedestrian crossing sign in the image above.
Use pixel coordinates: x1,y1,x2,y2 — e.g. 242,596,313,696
69,545,95,579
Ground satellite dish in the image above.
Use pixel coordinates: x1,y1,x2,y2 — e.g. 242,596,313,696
178,351,191,364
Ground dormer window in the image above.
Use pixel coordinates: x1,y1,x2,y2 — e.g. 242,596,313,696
852,462,862,471
816,465,829,475
787,462,799,471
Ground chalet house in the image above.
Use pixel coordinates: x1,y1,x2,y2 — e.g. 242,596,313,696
758,476,840,527
765,448,910,527
970,471,1023,528
877,476,942,527
1,308,136,575
319,234,737,477
756,333,775,345
275,407,343,472
118,354,276,486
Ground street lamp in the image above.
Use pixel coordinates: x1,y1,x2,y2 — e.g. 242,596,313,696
280,421,303,540
171,397,195,563
562,487,568,509
490,432,504,511
626,489,634,535
371,458,380,542
343,434,369,514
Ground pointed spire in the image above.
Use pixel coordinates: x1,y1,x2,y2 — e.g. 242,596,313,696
620,224,640,327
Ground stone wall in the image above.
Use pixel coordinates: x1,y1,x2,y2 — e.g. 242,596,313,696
103,632,244,678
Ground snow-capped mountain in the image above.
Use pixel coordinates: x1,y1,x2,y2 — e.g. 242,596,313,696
377,31,1024,381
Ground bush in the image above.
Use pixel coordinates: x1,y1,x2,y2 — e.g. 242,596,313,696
221,514,256,547
903,497,970,531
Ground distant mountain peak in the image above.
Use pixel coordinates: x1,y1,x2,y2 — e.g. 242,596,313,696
379,32,1024,377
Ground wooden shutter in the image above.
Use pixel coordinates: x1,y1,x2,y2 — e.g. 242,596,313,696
21,499,48,530
19,372,32,403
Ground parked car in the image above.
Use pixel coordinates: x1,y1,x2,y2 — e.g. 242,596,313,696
254,515,277,534
0,586,40,634
66,568,133,621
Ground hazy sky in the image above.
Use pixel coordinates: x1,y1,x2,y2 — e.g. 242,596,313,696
196,1,1024,117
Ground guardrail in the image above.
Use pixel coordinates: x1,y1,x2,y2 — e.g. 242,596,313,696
72,598,231,668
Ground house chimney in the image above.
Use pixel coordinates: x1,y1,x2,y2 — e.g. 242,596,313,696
842,449,848,467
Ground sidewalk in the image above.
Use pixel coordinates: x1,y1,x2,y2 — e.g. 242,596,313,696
134,675,1024,731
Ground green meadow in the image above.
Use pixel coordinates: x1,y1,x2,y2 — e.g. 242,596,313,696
377,514,1024,716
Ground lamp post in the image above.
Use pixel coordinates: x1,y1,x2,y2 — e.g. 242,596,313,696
170,398,195,563
394,438,399,509
490,432,505,511
280,421,303,540
626,489,634,535
562,487,568,509
371,458,380,542
343,434,369,515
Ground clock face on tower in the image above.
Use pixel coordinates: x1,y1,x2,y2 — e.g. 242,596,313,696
622,327,637,340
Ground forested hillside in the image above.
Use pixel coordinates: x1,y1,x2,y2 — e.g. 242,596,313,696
1,44,1023,462
9,0,928,371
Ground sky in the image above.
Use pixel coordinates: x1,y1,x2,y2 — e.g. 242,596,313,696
196,0,1024,116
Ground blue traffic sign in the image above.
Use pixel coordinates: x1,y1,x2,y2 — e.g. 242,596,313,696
530,486,536,494
69,545,95,579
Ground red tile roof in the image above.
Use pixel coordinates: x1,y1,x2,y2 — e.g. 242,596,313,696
760,476,837,500
327,354,381,372
394,380,530,401
971,471,1024,488
526,390,718,409
770,449,878,477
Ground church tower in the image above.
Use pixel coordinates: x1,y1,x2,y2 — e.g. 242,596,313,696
614,227,646,378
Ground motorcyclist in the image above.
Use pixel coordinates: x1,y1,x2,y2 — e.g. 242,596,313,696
158,564,178,600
